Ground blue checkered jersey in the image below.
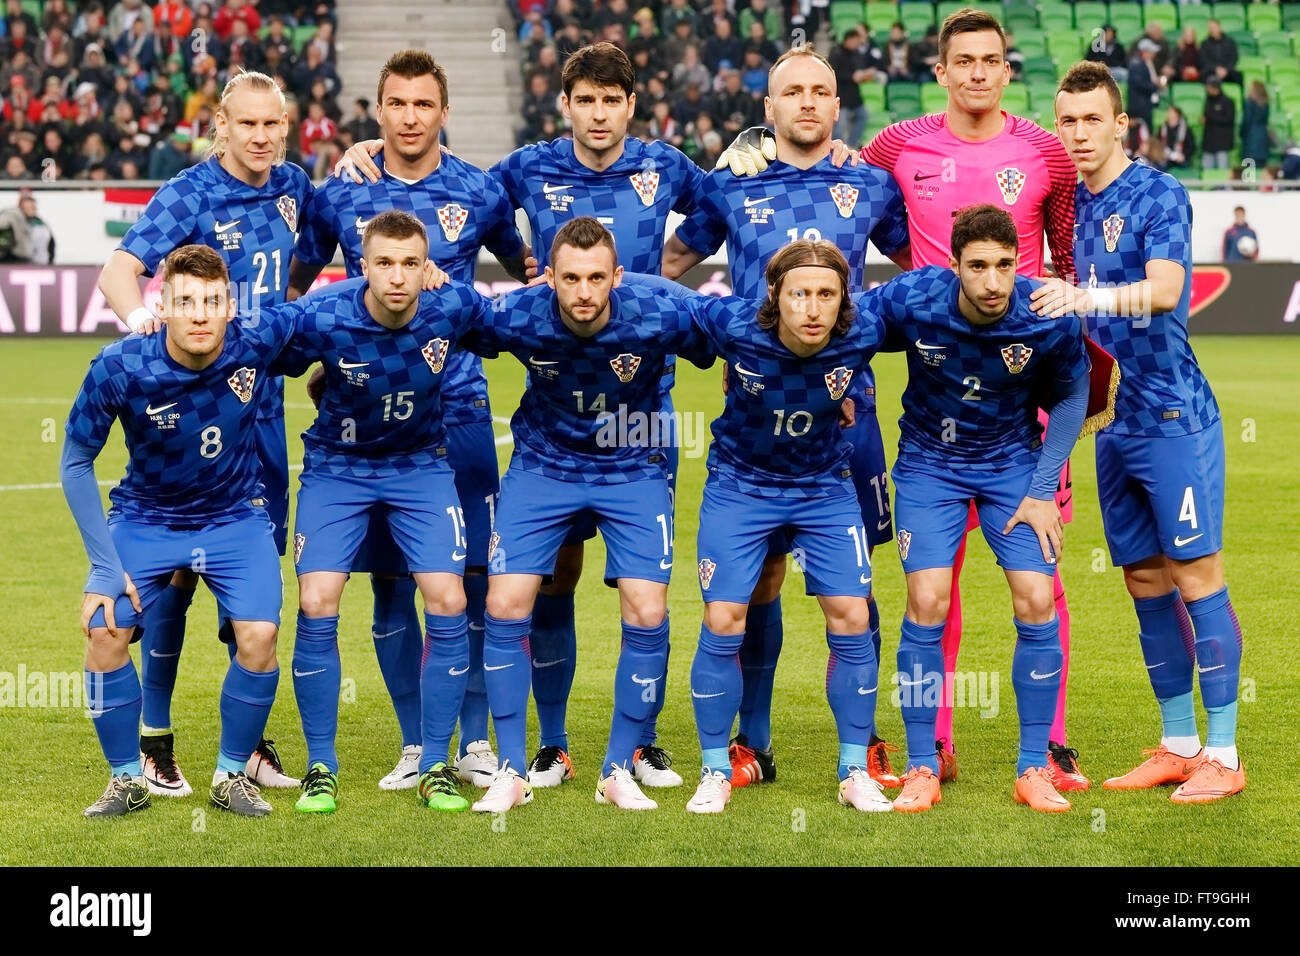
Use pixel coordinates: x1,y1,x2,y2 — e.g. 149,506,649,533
865,267,1089,468
672,157,908,409
118,157,313,423
294,149,524,427
684,291,886,498
1073,161,1218,437
468,282,714,483
65,317,296,524
275,279,486,479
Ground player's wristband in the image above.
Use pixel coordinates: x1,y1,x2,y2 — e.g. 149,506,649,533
125,307,153,332
1089,287,1117,316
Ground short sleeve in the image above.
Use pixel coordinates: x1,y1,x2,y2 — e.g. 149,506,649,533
118,178,200,275
671,174,729,256
1142,180,1192,265
480,179,526,261
671,151,707,218
65,352,123,452
868,176,910,257
1050,314,1090,391
488,149,526,207
293,182,341,268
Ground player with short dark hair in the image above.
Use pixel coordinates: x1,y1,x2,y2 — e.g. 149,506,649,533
459,217,716,813
663,44,911,792
94,71,310,798
1038,61,1245,803
872,205,1090,813
65,244,298,818
291,49,527,794
285,210,493,815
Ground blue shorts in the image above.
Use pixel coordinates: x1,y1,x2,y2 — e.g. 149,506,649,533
491,467,673,584
1095,424,1225,567
891,455,1055,576
254,414,290,556
847,397,892,548
89,513,282,632
352,420,499,575
294,466,465,575
697,482,872,604
561,397,680,549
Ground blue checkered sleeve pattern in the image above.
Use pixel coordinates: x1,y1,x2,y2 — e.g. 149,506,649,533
469,282,710,483
1074,161,1219,437
672,156,909,409
63,317,296,525
118,157,313,424
866,267,1089,469
294,151,524,427
285,280,486,479
690,292,886,499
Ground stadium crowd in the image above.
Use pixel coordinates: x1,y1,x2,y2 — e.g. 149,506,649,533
0,0,361,181
507,0,1299,179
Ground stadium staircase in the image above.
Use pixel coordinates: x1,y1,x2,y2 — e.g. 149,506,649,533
335,0,522,170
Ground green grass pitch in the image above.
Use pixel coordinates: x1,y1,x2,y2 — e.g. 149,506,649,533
1,336,1296,866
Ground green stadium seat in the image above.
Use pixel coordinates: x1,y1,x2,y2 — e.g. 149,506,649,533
936,2,967,24
831,1,866,40
1229,30,1258,55
1033,0,1072,28
1248,3,1282,33
1004,7,1039,34
1027,81,1060,113
900,3,936,35
1022,54,1060,82
1257,33,1294,59
866,1,901,33
1143,2,1180,33
1180,6,1211,33
921,82,949,112
1046,31,1081,61
1284,4,1300,31
291,24,316,52
1238,54,1268,81
886,80,922,112
1268,60,1300,85
1173,82,1207,115
1210,4,1247,33
1001,82,1031,114
860,80,888,112
1014,32,1047,57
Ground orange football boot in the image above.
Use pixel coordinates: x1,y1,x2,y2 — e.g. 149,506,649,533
936,744,958,783
1103,747,1203,790
893,766,942,812
1046,742,1091,791
1170,757,1246,804
727,734,775,788
1014,767,1072,812
867,738,902,789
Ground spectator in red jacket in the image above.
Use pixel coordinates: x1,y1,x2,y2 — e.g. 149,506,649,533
153,0,193,39
213,0,261,43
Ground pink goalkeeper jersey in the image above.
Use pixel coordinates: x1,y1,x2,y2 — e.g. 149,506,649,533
862,111,1077,278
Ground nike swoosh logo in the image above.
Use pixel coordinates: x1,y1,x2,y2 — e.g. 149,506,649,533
631,674,662,685
449,665,469,676
692,689,726,698
214,218,240,231
876,518,890,531
145,402,177,415
660,558,672,569
294,668,326,677
857,685,877,695
743,196,772,207
1173,533,1204,548
1030,668,1062,680
732,363,763,378
355,216,370,230
914,339,945,351
913,172,940,181
338,360,369,369
452,550,467,562
1197,663,1226,673
484,663,513,671
859,574,871,584
542,183,571,194
1145,661,1166,669
469,623,485,632
372,628,404,640
529,356,558,366
127,794,149,810
149,649,181,658
532,658,567,669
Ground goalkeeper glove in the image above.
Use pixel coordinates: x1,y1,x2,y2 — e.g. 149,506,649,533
715,126,778,176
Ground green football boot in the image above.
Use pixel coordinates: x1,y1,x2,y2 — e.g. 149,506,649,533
417,763,469,812
295,762,339,813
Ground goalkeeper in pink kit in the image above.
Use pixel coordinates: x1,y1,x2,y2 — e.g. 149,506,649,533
718,7,1089,789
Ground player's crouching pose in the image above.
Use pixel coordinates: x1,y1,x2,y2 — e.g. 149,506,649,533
1042,62,1245,802
875,206,1090,813
284,211,486,815
465,217,716,813
671,239,893,815
63,245,294,818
